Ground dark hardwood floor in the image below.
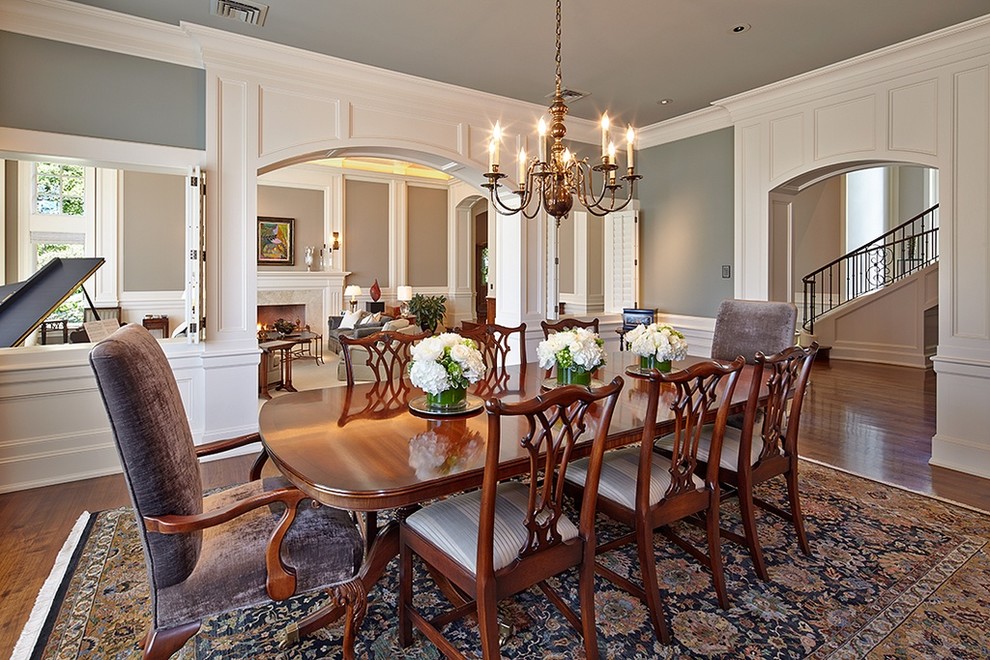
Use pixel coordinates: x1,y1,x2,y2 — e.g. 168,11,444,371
1,358,988,656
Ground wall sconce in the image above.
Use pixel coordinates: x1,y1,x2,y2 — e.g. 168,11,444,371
331,231,341,251
397,285,413,317
344,285,362,312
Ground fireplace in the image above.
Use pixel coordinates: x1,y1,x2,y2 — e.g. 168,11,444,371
257,304,306,331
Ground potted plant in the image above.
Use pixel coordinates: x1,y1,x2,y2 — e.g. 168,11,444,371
408,293,447,334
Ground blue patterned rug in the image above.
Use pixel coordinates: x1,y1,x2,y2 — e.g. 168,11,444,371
24,461,990,658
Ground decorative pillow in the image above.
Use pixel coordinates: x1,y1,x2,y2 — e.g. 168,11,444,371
359,312,382,326
381,318,411,332
338,310,367,330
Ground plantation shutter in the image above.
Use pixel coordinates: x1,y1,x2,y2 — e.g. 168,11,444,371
604,209,639,313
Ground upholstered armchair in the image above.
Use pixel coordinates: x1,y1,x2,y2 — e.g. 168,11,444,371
89,324,366,659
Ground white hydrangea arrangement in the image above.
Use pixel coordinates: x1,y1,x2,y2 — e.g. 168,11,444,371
408,333,486,395
625,322,689,363
536,327,607,373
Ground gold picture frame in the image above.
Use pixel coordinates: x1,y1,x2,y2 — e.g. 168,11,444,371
257,217,294,266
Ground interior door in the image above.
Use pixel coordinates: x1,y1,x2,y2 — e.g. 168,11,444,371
184,167,205,343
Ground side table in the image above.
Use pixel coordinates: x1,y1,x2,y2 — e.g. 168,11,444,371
259,339,297,399
143,316,170,338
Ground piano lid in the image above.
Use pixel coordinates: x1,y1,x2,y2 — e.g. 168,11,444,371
0,257,105,347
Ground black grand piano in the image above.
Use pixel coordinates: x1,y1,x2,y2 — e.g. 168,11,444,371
0,257,106,347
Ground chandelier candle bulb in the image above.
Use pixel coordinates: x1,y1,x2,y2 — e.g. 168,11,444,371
607,142,617,166
601,114,610,157
626,126,635,169
492,122,501,168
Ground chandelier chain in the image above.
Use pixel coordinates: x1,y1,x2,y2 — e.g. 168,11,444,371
555,0,562,95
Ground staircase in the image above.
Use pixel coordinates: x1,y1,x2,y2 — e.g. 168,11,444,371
800,205,939,367
802,204,938,334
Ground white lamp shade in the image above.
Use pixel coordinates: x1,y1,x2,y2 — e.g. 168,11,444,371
397,286,413,302
345,285,362,298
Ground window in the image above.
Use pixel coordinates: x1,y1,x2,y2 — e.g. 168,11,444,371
34,162,86,216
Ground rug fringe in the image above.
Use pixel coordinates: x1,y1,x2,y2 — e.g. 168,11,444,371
800,457,990,515
11,511,93,660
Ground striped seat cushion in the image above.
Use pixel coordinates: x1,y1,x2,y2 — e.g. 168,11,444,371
404,481,578,575
655,425,765,472
565,446,703,510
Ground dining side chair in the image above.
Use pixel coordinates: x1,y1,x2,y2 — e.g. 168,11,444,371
89,324,366,659
398,377,624,659
458,322,527,396
565,357,744,644
540,317,600,339
339,329,429,387
685,342,819,581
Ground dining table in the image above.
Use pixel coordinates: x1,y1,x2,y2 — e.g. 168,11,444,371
258,351,761,644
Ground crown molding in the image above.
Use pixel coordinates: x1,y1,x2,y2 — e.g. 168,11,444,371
0,0,201,67
636,106,732,149
714,13,990,122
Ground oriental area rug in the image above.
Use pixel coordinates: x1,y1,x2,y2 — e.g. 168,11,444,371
19,461,990,659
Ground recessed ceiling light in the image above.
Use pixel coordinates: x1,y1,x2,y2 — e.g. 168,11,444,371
657,98,674,105
730,23,751,34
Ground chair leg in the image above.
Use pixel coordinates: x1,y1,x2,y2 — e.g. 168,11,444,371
398,543,414,648
578,554,601,660
477,582,501,659
737,476,769,581
785,467,811,555
705,502,730,610
143,621,200,660
636,523,671,644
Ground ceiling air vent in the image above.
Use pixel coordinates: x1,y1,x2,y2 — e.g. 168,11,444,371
548,88,590,103
211,0,269,26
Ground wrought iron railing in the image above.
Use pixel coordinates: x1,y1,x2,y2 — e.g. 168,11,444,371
801,204,938,334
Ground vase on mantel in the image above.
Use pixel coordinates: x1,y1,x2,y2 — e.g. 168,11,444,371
639,355,672,372
426,386,466,410
556,365,592,386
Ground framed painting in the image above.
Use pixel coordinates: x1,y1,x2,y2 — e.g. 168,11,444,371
257,217,294,266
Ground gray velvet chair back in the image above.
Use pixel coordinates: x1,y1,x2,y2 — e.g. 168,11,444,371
711,299,798,364
89,324,204,590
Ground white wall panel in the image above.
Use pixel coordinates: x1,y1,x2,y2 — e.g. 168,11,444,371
951,66,990,340
259,86,340,157
350,103,461,153
770,113,805,180
814,96,877,159
889,79,938,154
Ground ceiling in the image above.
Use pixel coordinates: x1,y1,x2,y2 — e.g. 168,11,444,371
67,0,990,128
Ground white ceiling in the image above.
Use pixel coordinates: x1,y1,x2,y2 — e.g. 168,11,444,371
67,0,990,127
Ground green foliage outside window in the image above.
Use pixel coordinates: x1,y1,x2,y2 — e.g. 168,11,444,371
35,162,85,216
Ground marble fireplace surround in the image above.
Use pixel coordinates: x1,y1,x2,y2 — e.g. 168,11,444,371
257,272,349,335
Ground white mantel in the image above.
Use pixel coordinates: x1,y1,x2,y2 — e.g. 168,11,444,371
257,271,349,332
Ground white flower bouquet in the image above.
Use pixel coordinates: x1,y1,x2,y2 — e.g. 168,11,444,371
537,328,606,384
408,333,486,397
625,322,688,369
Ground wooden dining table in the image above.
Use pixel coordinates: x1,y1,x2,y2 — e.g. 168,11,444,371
258,352,760,643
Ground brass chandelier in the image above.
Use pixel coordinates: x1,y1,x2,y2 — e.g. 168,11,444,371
483,0,642,224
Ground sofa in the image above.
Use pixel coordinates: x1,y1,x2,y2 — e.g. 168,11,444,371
327,309,399,354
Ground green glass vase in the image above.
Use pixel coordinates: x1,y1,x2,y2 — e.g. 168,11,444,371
640,355,672,372
426,386,467,410
556,366,592,386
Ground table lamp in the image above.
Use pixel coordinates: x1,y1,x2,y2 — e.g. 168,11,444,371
345,285,362,312
397,285,413,317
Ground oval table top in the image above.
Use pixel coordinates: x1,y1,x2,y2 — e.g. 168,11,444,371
259,354,757,512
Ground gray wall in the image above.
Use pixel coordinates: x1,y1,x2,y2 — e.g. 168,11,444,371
637,128,735,317
0,31,205,149
121,171,185,291
558,217,575,293
257,185,325,272
408,186,448,287
344,179,390,288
